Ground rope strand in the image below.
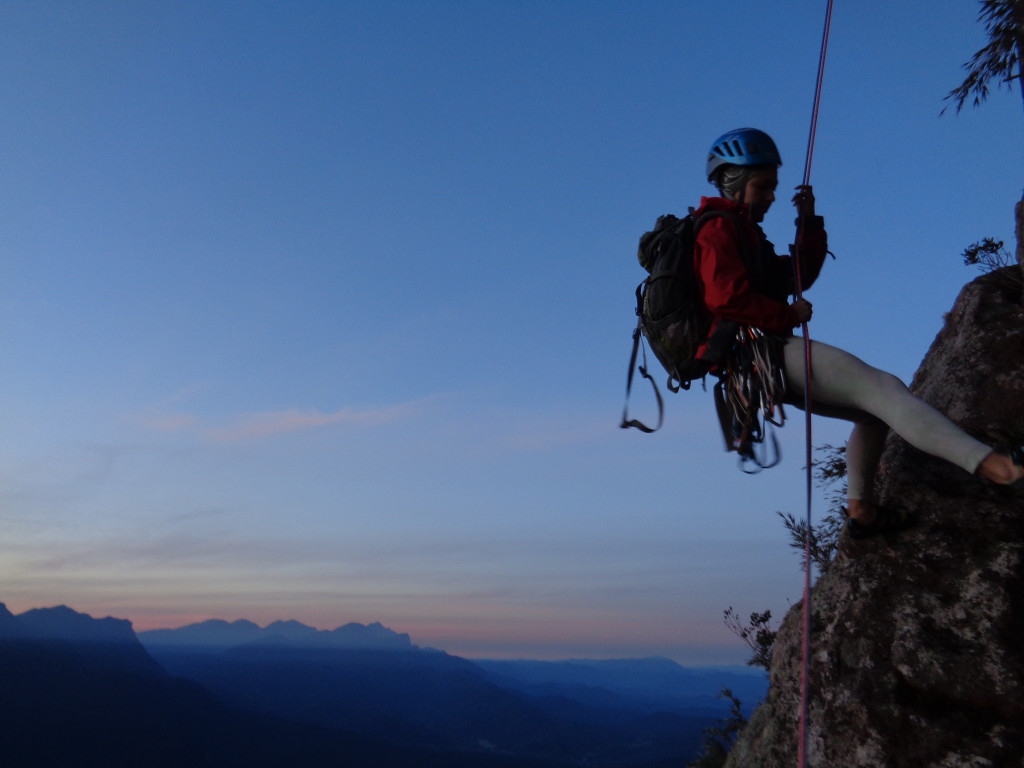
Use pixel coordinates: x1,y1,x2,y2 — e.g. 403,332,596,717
802,0,834,189
796,3,834,767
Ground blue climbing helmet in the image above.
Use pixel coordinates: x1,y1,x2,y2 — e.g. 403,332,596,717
705,128,782,181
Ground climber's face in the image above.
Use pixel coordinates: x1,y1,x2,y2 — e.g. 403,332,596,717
737,167,778,222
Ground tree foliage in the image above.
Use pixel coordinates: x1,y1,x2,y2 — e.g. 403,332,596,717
723,607,777,671
778,444,847,578
943,0,1024,114
961,237,1015,272
687,688,748,768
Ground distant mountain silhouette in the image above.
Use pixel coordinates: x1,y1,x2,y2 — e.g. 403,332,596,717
1,603,748,766
0,604,570,767
139,617,415,651
2,604,162,679
16,604,138,643
0,603,26,637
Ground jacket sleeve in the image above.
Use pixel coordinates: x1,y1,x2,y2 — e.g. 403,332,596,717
790,215,828,292
694,217,800,334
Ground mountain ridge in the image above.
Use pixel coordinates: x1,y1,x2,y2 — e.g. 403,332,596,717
1,600,750,766
138,615,417,651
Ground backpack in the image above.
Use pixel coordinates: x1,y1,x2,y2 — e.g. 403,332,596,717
620,209,739,433
620,208,787,472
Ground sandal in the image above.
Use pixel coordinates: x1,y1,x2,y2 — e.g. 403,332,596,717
846,504,915,541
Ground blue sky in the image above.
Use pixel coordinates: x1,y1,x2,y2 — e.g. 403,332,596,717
1,0,1020,665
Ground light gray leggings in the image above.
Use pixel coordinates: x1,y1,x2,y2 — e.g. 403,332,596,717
782,336,992,500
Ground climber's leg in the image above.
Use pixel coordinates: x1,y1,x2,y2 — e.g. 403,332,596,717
844,420,888,502
844,421,892,526
782,336,994,517
779,396,888,522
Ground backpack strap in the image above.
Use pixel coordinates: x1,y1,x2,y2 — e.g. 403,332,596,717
619,287,664,433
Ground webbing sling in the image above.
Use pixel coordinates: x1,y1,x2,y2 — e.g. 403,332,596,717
620,317,665,433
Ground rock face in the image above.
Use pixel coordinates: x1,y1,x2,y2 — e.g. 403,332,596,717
1017,200,1024,300
725,267,1024,768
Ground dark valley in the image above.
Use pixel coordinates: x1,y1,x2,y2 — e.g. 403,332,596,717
0,603,766,767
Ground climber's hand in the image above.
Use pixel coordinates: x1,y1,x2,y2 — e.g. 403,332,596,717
793,185,816,221
792,298,813,323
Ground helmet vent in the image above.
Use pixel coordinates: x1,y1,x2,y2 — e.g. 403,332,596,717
705,128,781,181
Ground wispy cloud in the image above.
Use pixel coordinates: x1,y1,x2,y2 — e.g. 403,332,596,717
135,398,434,442
206,405,413,441
141,413,201,432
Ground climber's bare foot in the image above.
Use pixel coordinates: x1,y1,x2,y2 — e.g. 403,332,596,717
976,451,1024,485
847,499,876,524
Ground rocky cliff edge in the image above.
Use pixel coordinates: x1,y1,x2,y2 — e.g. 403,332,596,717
726,266,1024,768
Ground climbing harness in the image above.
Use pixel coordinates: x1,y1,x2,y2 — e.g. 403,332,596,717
796,2,834,767
715,327,788,473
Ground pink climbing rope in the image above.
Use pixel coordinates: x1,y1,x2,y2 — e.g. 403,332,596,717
801,0,834,191
795,2,834,767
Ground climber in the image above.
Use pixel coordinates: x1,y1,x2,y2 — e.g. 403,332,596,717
694,127,1023,538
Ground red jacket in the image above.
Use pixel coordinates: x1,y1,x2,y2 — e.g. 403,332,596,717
692,196,827,358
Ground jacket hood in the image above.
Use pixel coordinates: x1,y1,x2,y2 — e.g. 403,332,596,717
694,195,750,218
